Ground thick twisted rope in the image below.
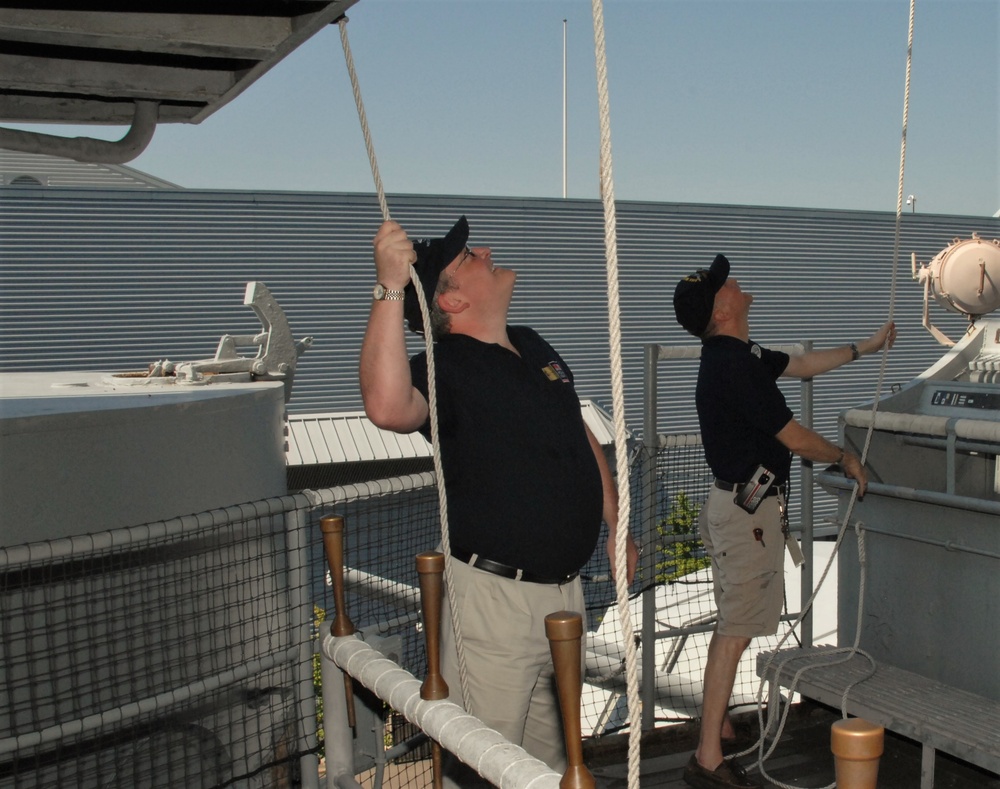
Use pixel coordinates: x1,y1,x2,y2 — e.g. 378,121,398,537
338,19,388,223
590,3,642,789
337,16,473,715
745,2,916,785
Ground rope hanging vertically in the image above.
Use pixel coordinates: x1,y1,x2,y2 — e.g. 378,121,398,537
590,3,642,789
746,2,916,786
337,18,388,224
337,16,473,715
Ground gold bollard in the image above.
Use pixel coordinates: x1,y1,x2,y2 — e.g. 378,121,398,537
417,551,449,789
831,718,884,789
545,611,595,789
416,552,449,701
320,515,356,729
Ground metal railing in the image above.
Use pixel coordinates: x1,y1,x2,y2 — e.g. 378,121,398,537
1,495,322,789
3,372,830,789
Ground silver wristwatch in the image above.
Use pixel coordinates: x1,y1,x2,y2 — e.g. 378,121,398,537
372,283,405,301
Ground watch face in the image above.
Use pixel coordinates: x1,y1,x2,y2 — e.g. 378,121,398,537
373,283,386,300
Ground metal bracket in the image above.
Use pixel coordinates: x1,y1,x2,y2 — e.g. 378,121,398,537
114,282,313,402
172,282,313,401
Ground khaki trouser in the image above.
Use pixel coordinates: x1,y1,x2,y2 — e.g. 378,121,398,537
438,557,586,785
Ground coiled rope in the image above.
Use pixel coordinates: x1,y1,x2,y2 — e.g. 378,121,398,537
337,16,474,715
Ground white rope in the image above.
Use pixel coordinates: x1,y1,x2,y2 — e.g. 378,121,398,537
590,3,641,789
743,524,877,789
744,2,916,785
337,19,388,223
337,16,473,714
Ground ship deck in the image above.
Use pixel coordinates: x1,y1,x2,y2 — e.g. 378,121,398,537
583,701,1000,788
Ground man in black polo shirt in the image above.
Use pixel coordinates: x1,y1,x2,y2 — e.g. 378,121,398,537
673,254,895,789
360,216,638,778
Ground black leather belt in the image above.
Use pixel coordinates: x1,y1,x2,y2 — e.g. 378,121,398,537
714,478,782,497
451,547,578,585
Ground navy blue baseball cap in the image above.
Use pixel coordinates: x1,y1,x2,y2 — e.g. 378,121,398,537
673,254,730,336
404,216,470,334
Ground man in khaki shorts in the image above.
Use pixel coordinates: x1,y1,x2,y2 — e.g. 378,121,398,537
672,254,894,789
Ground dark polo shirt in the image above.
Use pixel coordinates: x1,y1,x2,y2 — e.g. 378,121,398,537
697,335,794,486
410,325,603,578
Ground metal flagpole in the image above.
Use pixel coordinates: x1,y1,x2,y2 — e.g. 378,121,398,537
563,18,567,198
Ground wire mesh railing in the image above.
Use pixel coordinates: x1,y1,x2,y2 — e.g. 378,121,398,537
0,498,318,789
313,441,817,788
2,440,818,789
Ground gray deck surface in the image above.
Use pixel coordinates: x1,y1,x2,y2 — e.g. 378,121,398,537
756,648,1000,777
583,701,1000,788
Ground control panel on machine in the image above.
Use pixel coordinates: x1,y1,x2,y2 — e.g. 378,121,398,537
929,388,1000,411
920,382,1000,421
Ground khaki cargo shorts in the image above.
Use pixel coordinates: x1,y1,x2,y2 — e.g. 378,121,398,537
700,485,786,638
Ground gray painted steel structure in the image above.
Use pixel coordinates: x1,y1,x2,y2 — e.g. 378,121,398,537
1,188,996,444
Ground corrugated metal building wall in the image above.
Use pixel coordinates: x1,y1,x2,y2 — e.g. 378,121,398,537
1,187,995,443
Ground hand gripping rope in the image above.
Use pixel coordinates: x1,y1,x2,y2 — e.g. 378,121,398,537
336,16,474,716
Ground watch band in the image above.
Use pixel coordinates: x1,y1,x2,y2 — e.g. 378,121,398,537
850,342,860,361
373,283,405,301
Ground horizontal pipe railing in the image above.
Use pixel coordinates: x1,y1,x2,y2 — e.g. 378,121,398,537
817,473,1000,517
1,473,437,571
0,497,302,569
817,517,1000,562
896,434,1000,457
324,634,561,789
843,408,1000,443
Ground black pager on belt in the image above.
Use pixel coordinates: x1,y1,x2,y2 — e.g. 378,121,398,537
734,465,775,514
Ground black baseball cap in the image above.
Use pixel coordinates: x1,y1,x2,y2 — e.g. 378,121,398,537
404,216,470,334
673,254,730,336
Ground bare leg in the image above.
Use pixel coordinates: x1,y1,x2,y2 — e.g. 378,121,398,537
721,713,736,742
695,631,751,770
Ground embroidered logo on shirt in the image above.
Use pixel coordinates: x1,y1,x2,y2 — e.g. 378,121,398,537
750,342,762,359
542,361,570,382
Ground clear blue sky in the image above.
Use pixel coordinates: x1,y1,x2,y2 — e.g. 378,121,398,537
18,0,1000,216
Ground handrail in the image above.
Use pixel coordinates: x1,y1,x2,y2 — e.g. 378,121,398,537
324,635,562,788
816,472,1000,517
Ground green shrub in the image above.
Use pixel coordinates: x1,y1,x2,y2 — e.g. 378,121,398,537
313,605,326,746
656,492,711,582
